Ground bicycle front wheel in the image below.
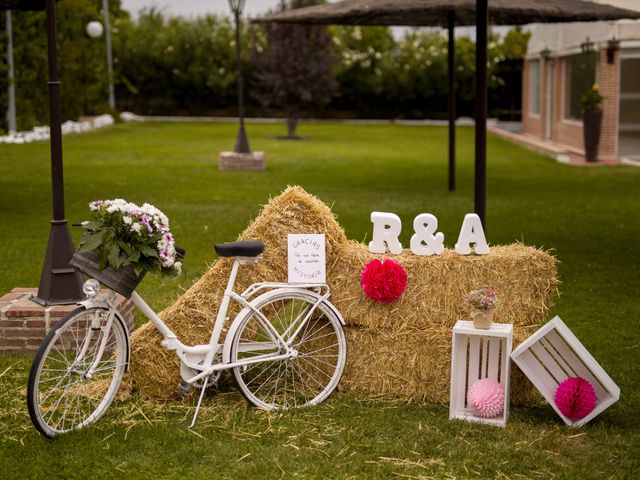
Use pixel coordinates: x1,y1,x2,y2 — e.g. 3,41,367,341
230,291,346,410
27,307,128,437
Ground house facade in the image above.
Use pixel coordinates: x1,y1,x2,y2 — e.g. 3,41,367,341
522,0,640,160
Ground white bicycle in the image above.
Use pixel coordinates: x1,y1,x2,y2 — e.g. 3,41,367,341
27,240,347,438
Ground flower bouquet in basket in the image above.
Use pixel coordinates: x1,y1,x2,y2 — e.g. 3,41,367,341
466,287,498,329
71,199,182,297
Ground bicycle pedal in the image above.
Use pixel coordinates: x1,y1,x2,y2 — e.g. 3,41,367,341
177,380,192,397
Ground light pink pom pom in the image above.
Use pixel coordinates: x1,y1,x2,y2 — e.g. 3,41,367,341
554,377,597,421
467,378,505,418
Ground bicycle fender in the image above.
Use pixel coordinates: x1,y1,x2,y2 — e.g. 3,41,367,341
221,288,345,364
74,300,132,373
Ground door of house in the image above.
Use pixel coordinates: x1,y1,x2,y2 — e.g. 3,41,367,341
619,53,640,158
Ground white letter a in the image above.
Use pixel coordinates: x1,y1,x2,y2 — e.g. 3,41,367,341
455,214,490,255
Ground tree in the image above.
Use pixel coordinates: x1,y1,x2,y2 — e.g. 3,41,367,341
252,0,336,139
112,10,253,115
330,25,395,117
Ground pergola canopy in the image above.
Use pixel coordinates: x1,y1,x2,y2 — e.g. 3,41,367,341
254,0,640,27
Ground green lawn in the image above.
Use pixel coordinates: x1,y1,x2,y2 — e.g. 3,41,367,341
1,122,638,478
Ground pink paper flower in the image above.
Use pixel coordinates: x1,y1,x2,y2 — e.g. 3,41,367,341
361,258,408,304
467,378,505,418
554,377,597,421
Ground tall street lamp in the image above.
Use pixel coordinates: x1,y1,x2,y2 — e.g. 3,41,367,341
36,0,85,304
229,0,250,153
218,0,265,171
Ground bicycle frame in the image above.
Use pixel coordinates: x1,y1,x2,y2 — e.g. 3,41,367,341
127,256,334,385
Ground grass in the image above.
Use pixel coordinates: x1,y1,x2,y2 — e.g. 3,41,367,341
1,121,639,478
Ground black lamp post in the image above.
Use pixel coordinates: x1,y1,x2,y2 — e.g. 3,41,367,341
33,0,85,305
0,0,84,304
229,0,251,154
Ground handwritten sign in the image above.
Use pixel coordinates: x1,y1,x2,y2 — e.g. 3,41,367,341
288,234,326,284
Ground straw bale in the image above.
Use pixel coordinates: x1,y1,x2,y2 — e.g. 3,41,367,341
330,241,557,331
341,327,541,405
127,186,557,404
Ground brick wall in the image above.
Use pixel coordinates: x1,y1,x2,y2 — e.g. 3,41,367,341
598,48,620,158
523,49,620,160
0,288,135,355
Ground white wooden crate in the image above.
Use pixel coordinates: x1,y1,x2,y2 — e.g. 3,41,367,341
510,316,620,427
449,321,513,427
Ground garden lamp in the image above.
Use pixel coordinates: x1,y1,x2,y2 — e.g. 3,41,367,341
228,0,251,153
86,20,104,38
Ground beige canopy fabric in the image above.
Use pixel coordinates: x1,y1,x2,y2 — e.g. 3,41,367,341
253,0,640,27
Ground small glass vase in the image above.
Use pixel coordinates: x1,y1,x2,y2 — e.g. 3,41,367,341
471,307,495,329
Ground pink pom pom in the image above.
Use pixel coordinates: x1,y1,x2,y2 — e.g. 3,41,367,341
467,378,505,418
361,258,408,304
554,377,597,421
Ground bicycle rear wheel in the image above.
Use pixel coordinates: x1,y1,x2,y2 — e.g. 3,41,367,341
27,307,128,437
230,291,346,410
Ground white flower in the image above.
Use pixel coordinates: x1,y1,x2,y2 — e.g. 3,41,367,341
131,222,142,233
173,262,182,274
123,215,133,225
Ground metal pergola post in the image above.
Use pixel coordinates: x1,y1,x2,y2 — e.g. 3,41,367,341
33,0,84,305
447,10,456,192
474,0,488,228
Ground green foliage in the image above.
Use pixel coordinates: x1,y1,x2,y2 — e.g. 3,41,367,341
78,199,181,276
385,30,450,118
1,5,530,129
329,26,526,119
581,83,604,112
495,26,531,60
113,10,255,115
330,25,395,115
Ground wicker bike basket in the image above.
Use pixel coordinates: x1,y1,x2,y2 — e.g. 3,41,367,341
70,249,146,298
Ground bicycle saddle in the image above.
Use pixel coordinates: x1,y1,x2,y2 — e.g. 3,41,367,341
214,240,264,258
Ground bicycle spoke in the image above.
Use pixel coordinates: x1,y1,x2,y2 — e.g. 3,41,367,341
298,342,340,357
233,293,345,411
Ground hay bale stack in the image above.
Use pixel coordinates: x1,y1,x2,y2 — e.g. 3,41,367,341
331,242,556,405
128,186,557,405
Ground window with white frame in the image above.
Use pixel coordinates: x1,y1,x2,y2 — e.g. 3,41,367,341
564,52,597,121
529,59,541,116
